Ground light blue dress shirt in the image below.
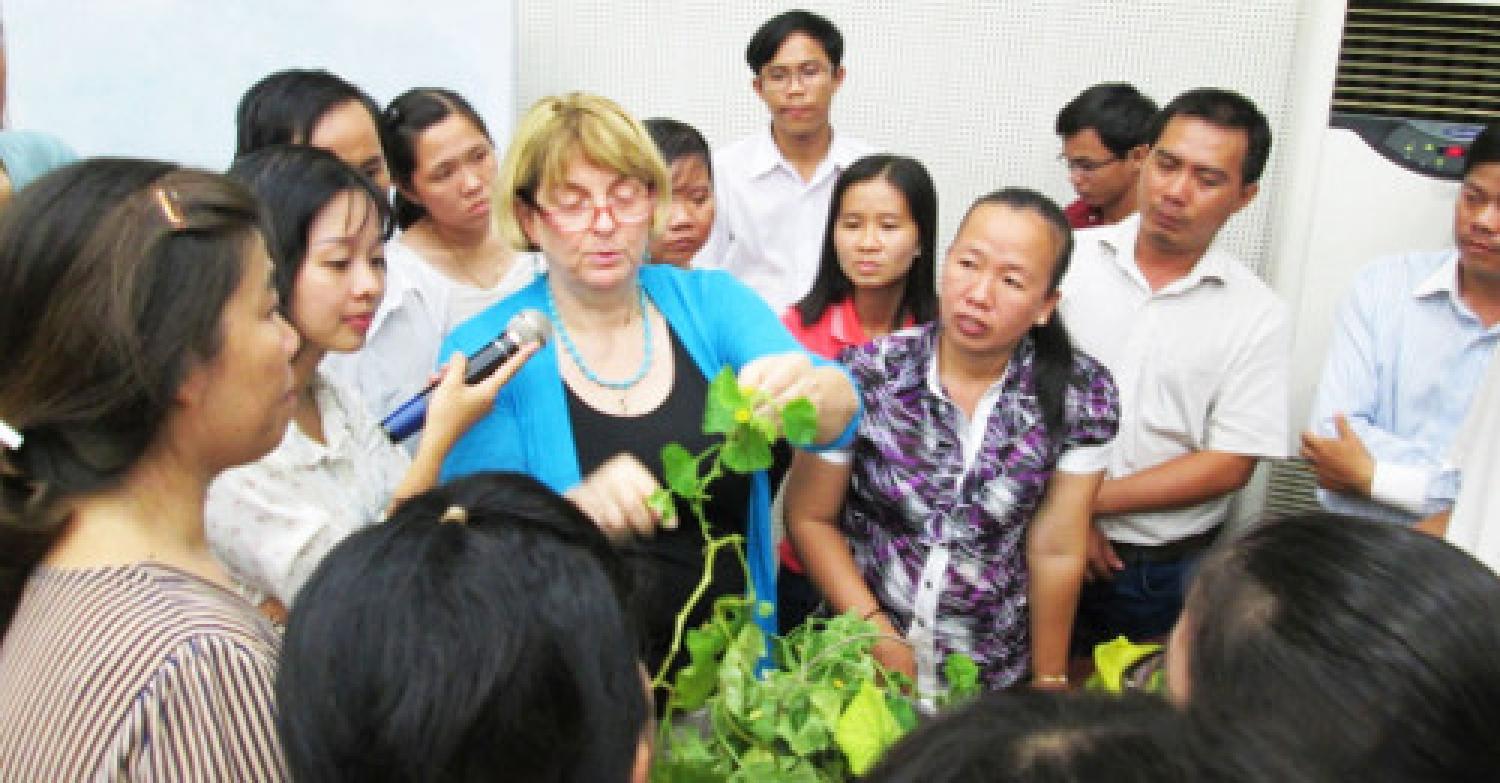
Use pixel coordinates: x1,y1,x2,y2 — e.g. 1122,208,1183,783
1309,249,1500,524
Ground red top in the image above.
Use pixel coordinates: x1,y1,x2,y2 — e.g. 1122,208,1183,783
1064,198,1103,229
781,296,879,361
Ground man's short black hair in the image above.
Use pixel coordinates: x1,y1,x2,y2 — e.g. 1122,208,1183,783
1147,88,1273,185
1465,122,1500,177
1055,83,1159,158
745,9,843,72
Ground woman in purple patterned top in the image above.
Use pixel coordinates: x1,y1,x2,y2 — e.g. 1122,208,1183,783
786,188,1119,692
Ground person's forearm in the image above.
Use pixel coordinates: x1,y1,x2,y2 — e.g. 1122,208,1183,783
808,366,858,444
1094,451,1255,516
1415,509,1452,538
388,432,456,513
789,512,881,618
1027,549,1084,679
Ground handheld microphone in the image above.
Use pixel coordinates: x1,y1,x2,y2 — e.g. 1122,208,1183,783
380,309,551,442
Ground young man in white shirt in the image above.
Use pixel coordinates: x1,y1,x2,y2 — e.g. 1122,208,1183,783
1063,89,1290,650
705,9,874,312
1301,123,1500,525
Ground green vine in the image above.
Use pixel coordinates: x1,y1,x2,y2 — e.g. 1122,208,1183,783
648,369,980,782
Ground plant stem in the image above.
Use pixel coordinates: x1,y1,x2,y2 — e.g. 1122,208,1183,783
796,630,910,684
652,533,746,689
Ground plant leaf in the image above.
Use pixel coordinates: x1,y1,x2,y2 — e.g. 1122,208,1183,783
670,627,728,711
780,397,818,446
704,367,745,434
834,681,903,776
943,653,982,701
886,693,919,732
721,424,773,473
647,488,678,528
661,443,702,499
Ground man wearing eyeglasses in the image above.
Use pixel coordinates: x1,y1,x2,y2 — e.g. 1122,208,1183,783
705,9,874,312
1054,83,1158,230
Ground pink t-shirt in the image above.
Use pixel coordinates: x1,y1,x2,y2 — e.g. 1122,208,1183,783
781,297,879,361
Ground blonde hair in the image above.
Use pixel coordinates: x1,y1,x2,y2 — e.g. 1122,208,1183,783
494,92,671,251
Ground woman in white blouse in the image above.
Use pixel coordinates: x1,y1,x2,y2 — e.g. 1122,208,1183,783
207,145,532,616
326,88,542,425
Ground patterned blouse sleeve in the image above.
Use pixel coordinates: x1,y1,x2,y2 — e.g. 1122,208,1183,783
129,636,287,781
1055,352,1121,474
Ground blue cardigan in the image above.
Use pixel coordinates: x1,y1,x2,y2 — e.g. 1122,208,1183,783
439,264,858,639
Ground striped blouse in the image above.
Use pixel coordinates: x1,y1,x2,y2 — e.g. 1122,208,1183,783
0,563,286,781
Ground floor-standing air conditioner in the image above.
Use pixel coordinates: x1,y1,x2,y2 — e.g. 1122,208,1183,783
1265,0,1497,518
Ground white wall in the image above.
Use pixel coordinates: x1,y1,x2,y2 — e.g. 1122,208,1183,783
517,0,1311,277
4,0,516,170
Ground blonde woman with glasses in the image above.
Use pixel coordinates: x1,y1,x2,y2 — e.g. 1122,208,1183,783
437,92,860,675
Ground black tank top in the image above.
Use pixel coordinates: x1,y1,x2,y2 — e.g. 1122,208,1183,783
565,326,752,678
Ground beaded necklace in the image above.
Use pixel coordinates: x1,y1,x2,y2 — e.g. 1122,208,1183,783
545,282,653,394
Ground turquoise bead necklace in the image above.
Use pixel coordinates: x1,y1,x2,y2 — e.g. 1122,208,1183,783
545,282,653,394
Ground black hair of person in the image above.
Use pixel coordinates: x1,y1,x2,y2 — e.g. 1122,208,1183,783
745,9,844,72
643,117,713,180
1463,121,1500,176
0,159,261,630
866,690,1191,783
276,472,647,783
794,154,937,333
227,145,392,304
382,87,493,229
1180,513,1500,781
1145,87,1272,185
958,188,1076,438
1054,83,1159,158
234,69,381,159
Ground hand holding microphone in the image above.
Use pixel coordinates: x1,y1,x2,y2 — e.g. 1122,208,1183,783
381,310,551,442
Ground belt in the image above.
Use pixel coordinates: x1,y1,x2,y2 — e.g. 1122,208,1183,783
1111,527,1220,563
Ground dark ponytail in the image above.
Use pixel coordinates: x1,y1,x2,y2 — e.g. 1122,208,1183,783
964,188,1076,438
0,160,261,631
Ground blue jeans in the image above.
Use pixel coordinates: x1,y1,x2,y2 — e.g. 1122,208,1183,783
1071,552,1199,656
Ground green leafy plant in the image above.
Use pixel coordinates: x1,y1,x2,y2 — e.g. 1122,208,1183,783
649,368,979,782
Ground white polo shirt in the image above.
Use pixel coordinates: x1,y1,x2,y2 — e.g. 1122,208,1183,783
703,126,874,312
1060,215,1290,546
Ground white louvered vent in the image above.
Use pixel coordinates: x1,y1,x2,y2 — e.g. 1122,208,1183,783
1334,1,1500,123
1262,459,1324,520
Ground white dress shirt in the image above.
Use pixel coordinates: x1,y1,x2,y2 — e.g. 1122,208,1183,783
704,126,874,311
1307,250,1498,523
1060,215,1290,546
205,372,411,605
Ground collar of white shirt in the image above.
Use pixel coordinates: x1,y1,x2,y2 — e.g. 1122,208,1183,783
744,124,868,183
1093,213,1230,295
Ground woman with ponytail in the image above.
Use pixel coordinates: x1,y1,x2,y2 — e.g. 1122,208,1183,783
325,88,541,426
785,188,1119,692
0,160,296,778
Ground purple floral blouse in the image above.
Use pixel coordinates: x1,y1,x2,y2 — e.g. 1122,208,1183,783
838,324,1119,690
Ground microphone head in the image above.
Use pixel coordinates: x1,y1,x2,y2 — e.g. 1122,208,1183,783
507,309,553,346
